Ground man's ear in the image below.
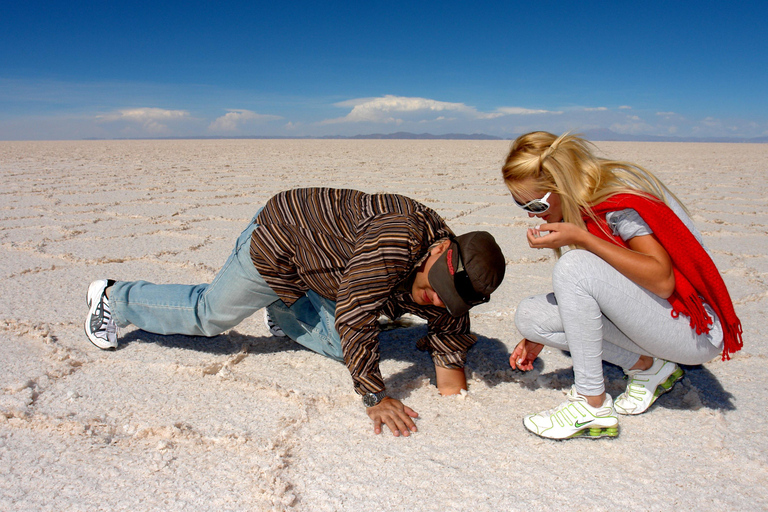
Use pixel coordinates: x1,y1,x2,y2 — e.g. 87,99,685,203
430,239,451,256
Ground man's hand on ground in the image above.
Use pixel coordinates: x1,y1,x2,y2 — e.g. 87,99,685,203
366,397,418,437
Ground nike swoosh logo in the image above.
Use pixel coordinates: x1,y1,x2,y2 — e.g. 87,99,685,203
574,420,593,428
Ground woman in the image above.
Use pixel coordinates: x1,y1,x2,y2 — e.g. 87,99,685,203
502,131,742,440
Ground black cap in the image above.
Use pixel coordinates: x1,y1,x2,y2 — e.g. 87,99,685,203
428,231,506,317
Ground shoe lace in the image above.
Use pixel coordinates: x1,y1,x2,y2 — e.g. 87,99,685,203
92,296,116,339
539,390,583,419
624,371,651,401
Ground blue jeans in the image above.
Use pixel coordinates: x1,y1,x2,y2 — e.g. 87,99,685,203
266,291,343,362
110,211,343,360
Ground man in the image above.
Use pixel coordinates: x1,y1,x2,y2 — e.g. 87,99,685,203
85,188,505,437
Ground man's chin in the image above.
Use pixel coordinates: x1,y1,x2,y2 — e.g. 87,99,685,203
409,292,426,306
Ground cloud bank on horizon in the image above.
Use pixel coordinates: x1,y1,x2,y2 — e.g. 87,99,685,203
2,91,764,141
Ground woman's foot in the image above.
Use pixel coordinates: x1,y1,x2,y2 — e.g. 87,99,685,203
614,358,683,415
523,385,619,440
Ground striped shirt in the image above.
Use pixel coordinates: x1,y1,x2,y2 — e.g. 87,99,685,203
250,188,475,395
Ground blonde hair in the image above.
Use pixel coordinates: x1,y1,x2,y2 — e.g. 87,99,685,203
501,131,687,232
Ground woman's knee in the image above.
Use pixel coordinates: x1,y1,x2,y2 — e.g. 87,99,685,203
515,294,556,340
551,249,610,293
553,249,590,280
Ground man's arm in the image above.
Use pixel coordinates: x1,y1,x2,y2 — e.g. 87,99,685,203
334,213,432,436
413,307,475,395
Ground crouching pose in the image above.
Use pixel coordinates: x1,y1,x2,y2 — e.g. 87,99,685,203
502,132,742,440
85,187,506,437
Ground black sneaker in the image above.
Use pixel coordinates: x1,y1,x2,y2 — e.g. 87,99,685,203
263,308,286,337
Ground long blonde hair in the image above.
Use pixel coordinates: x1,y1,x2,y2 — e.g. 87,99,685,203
501,131,686,231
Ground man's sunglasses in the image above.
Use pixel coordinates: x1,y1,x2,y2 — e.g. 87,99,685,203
514,191,551,214
452,247,489,307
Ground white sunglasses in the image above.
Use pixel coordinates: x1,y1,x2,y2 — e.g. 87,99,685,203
514,192,551,214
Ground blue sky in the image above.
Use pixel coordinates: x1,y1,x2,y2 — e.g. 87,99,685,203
2,1,766,140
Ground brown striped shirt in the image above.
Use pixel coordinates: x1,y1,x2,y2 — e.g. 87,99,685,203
250,188,475,395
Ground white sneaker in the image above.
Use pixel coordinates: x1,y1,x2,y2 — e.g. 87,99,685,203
264,308,285,337
84,279,118,349
615,358,683,415
523,385,619,440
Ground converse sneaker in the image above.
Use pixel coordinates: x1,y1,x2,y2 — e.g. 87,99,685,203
614,358,683,415
264,308,285,337
523,385,619,440
84,279,118,349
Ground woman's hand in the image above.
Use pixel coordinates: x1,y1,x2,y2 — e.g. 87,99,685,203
509,338,544,371
527,222,587,250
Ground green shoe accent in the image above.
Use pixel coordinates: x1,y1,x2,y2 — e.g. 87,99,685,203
654,367,684,399
570,426,619,439
524,386,620,440
616,360,684,415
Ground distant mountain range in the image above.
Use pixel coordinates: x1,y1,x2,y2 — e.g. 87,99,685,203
580,129,768,144
333,129,768,143
138,132,505,141
98,129,768,143
323,131,504,140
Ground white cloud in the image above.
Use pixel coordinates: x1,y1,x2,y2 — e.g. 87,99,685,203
208,109,282,132
96,108,191,135
323,95,501,125
618,105,632,110
321,95,569,126
581,107,608,112
333,97,380,108
97,107,190,123
656,111,676,116
495,107,563,115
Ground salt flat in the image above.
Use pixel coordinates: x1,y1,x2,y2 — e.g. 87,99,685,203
1,139,767,511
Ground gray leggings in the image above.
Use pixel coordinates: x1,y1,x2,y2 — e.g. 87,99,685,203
515,250,723,396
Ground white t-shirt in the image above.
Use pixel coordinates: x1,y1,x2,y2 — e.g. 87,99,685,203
605,196,709,254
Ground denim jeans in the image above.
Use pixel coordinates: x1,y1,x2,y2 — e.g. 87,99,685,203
266,290,343,362
110,210,343,360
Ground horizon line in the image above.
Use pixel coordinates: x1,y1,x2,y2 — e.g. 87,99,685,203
2,130,767,144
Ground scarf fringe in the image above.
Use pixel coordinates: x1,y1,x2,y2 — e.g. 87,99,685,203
671,289,743,361
720,322,744,361
671,291,713,336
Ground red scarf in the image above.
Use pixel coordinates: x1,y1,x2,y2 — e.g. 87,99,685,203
583,193,743,360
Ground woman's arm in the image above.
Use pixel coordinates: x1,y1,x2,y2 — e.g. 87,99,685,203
528,223,676,298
